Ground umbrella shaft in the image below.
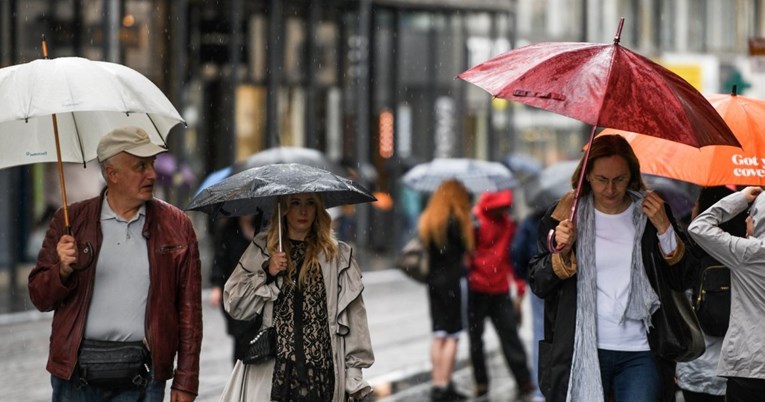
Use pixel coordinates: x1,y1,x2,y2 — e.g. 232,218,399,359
51,114,71,228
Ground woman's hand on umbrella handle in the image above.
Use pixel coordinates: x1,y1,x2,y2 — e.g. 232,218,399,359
268,252,288,276
742,186,763,203
548,219,576,255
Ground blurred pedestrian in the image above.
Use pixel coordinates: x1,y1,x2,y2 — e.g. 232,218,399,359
512,207,547,402
468,189,533,400
677,186,746,402
28,126,202,402
219,193,374,402
688,186,765,402
209,213,263,364
418,179,474,401
529,134,693,402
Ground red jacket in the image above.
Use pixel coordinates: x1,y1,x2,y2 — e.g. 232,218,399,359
28,192,202,396
469,190,525,295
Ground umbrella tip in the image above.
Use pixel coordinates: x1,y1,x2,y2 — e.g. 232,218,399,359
614,17,625,44
731,84,738,96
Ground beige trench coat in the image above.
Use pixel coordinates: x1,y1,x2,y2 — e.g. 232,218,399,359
219,232,374,401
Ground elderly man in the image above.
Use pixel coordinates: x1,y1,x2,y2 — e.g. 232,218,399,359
28,126,202,402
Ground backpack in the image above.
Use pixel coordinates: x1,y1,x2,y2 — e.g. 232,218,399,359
692,264,730,337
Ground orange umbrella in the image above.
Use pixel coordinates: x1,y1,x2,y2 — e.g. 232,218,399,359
600,88,765,187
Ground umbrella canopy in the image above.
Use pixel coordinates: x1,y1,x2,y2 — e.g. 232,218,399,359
600,90,765,187
193,146,349,196
0,56,184,169
642,174,700,220
523,160,578,210
502,153,543,182
458,17,738,252
186,163,377,219
401,158,517,194
457,25,737,149
0,55,184,228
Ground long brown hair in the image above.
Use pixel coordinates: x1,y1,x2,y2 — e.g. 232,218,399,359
571,134,646,195
266,193,338,288
418,179,474,252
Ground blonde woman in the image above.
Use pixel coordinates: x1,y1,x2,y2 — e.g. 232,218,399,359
220,193,374,402
418,179,475,401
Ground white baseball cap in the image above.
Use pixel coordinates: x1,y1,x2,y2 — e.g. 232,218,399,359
97,126,167,162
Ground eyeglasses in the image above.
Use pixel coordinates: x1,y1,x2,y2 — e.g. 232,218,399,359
590,175,629,188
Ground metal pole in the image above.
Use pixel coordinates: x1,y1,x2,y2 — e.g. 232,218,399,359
170,0,188,205
305,1,319,149
227,0,242,163
102,0,120,62
266,0,284,148
355,0,372,249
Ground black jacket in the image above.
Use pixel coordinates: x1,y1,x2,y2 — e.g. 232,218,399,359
528,192,691,402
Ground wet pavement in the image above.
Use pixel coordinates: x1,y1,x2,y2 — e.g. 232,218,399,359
0,258,532,402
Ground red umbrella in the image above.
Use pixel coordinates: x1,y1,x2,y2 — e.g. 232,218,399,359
458,18,739,251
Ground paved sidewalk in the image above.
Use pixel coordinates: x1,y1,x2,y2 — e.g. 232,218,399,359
0,268,532,402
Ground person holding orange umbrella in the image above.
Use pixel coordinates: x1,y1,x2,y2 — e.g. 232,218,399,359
528,135,695,402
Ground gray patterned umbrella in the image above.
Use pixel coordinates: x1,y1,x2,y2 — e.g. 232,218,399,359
186,163,376,219
401,158,517,194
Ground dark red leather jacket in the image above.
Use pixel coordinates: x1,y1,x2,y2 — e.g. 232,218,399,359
28,192,202,396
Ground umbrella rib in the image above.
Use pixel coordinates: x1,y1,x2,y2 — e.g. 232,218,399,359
147,114,169,148
70,112,87,168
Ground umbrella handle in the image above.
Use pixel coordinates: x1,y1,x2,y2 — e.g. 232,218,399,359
547,229,566,254
278,203,282,252
547,125,595,253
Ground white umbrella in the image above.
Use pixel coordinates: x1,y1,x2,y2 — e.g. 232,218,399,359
401,158,517,194
0,50,184,228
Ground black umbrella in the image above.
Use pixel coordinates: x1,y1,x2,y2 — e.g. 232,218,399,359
186,163,377,219
642,174,700,220
523,160,578,210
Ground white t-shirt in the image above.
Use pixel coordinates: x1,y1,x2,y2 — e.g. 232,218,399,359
594,203,650,351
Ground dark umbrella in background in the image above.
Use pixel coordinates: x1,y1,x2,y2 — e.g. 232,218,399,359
523,160,579,210
187,163,376,219
458,18,738,252
502,153,543,183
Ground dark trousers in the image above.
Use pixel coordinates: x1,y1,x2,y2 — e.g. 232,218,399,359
726,377,765,402
467,289,531,388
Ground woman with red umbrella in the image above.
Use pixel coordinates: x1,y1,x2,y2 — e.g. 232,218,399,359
528,135,695,402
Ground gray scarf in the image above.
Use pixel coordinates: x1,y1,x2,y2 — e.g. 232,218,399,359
565,190,660,402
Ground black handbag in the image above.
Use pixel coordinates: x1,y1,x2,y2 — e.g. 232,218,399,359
241,326,276,365
647,257,706,362
77,339,150,389
232,312,276,364
393,236,429,283
693,264,731,337
232,314,262,361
